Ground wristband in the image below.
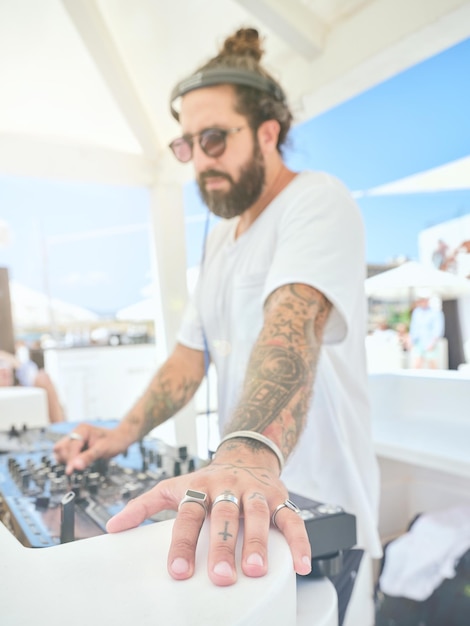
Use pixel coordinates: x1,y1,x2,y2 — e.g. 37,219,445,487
216,430,284,472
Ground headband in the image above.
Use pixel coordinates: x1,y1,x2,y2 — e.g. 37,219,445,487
170,67,286,120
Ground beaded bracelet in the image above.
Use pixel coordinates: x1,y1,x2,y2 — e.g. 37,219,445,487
216,430,285,472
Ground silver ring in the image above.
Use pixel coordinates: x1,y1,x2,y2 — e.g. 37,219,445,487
178,489,208,516
271,499,301,529
212,493,240,509
68,432,84,441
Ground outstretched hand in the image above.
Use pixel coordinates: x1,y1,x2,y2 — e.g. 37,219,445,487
106,443,312,586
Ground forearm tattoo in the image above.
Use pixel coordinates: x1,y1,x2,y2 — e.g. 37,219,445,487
226,284,331,460
124,365,201,440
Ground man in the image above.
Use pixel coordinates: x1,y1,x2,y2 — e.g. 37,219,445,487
54,28,381,596
409,290,445,368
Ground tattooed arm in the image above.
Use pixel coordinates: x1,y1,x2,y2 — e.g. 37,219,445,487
218,282,332,462
118,343,205,441
53,343,206,473
105,282,331,586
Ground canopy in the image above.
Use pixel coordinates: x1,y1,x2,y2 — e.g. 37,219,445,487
355,156,470,197
2,0,470,188
365,261,470,302
10,280,99,330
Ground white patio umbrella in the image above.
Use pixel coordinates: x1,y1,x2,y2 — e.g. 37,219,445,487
365,261,470,302
116,267,201,322
10,280,99,329
115,298,156,322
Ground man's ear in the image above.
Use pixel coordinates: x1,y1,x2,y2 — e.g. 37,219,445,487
257,119,281,154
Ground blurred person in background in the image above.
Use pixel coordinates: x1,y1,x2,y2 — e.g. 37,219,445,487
0,345,65,423
409,290,445,369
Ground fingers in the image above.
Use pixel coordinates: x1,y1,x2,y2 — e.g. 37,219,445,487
108,470,312,585
207,492,241,585
168,496,208,581
53,426,90,473
107,484,175,532
239,491,270,578
65,444,102,474
53,425,122,474
270,504,312,576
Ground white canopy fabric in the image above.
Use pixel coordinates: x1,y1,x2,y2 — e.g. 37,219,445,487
2,0,470,187
116,267,200,321
115,298,156,322
10,280,99,329
354,155,470,198
365,261,470,302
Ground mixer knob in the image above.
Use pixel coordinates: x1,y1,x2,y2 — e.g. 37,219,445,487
35,495,50,509
51,476,67,492
8,426,20,439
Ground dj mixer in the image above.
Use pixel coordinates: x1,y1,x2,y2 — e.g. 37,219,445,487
0,422,199,548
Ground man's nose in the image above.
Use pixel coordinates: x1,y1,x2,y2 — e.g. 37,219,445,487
192,142,219,171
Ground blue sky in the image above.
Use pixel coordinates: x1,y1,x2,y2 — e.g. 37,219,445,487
1,38,469,315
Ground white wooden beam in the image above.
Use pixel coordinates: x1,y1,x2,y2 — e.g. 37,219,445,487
235,0,326,60
61,0,162,163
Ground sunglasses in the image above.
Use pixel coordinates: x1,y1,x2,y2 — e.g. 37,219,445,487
169,127,244,163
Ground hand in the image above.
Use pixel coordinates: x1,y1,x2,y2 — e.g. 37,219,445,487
53,423,131,474
106,444,312,586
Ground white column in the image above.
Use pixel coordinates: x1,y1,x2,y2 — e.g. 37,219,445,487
148,182,199,454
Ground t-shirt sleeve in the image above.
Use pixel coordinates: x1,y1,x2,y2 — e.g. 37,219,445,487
262,174,366,344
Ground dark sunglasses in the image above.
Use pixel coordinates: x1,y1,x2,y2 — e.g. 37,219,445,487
169,127,244,163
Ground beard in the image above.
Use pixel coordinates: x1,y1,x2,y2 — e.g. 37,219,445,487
196,141,265,219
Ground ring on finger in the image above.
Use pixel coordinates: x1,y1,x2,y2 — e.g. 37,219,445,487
271,499,301,529
68,432,84,441
212,493,240,510
178,489,208,516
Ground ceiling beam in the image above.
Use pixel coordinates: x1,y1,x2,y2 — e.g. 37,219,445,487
235,0,326,60
61,0,162,163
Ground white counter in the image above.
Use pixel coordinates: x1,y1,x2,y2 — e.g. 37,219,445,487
369,370,470,540
370,370,470,478
0,519,338,626
0,387,48,430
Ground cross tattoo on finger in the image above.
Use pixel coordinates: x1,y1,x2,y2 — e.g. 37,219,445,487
218,521,233,541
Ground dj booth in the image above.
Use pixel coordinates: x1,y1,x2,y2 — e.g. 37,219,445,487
0,389,357,625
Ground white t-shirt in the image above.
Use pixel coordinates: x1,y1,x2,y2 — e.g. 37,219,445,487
178,171,382,558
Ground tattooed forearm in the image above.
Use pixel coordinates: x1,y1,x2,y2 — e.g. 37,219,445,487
224,283,332,460
121,347,204,440
229,345,307,433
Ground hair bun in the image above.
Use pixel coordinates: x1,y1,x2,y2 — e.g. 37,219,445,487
221,28,264,61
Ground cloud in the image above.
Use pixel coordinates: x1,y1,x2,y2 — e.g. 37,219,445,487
60,270,109,287
47,223,149,245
